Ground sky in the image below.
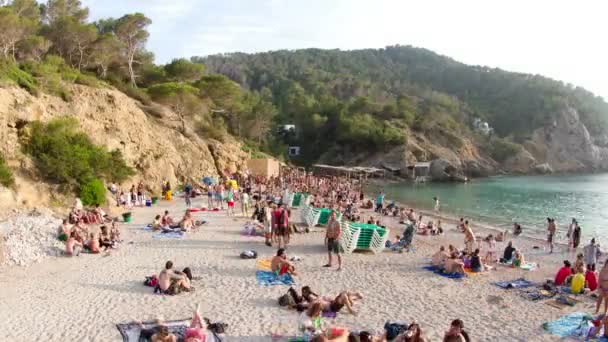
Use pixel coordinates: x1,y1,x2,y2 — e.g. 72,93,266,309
81,0,608,99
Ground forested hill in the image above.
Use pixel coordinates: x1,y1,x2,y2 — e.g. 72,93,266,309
196,46,608,154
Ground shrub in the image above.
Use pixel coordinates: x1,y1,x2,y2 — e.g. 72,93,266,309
22,118,134,188
489,137,522,162
79,178,106,206
0,154,14,187
0,59,39,95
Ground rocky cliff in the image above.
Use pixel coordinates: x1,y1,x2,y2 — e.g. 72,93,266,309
0,85,248,213
327,105,608,180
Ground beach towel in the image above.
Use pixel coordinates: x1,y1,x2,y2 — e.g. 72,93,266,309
520,262,539,271
422,265,465,279
152,231,185,239
493,278,534,289
542,312,592,338
116,318,189,342
256,270,295,286
256,259,272,271
116,319,222,342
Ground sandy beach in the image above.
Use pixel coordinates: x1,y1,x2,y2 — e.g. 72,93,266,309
0,194,595,341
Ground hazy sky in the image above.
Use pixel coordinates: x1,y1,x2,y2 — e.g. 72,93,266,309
82,0,608,99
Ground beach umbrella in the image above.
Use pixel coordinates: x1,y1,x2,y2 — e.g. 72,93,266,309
202,176,215,185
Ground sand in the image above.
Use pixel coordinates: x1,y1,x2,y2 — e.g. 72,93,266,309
0,196,596,341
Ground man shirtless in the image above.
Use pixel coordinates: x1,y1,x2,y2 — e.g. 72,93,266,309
596,259,608,314
324,211,342,270
271,248,297,275
158,261,191,294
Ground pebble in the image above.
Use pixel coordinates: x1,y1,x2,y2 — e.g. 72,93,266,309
0,208,63,266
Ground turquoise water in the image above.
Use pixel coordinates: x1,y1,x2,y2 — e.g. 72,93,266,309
367,174,608,242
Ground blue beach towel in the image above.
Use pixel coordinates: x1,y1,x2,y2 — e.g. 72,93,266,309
256,270,295,286
542,312,592,338
152,231,185,239
422,265,465,279
493,278,534,289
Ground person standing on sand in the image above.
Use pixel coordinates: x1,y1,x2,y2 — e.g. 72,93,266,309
573,222,582,249
584,238,601,271
547,218,556,253
463,220,475,255
596,259,608,314
375,191,385,213
567,218,577,251
324,211,342,271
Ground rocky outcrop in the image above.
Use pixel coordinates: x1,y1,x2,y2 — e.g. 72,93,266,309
0,85,248,212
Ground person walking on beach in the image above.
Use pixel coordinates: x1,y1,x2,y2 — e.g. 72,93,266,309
547,218,556,253
433,196,440,212
324,211,342,271
463,220,476,255
567,218,577,251
375,191,385,213
585,238,601,271
573,222,582,249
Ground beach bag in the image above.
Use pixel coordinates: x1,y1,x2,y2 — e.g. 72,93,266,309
143,275,158,287
384,322,407,340
240,250,257,259
278,293,295,307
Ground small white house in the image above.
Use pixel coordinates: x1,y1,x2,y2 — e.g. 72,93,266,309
473,118,494,136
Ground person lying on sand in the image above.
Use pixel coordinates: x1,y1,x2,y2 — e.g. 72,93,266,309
318,291,363,315
443,319,470,342
151,325,177,342
271,248,298,276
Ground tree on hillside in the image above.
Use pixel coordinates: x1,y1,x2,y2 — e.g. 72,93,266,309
164,58,204,82
10,0,40,21
90,33,121,78
0,7,36,60
114,13,151,87
147,82,204,134
16,35,52,62
41,0,88,24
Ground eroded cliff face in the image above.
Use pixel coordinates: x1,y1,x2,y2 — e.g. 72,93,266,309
0,85,247,212
503,106,608,174
328,104,608,179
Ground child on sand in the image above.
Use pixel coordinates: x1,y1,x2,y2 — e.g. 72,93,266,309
484,235,497,264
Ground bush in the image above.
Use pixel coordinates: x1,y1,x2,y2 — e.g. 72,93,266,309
0,154,14,187
79,178,106,206
22,118,135,187
0,59,39,95
489,137,522,162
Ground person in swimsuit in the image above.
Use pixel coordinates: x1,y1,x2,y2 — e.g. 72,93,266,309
271,248,297,276
324,211,342,271
547,218,556,253
596,259,608,314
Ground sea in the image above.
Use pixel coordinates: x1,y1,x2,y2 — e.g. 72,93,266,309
366,173,608,244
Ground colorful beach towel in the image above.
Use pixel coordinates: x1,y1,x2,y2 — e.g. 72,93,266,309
116,318,189,342
422,265,465,279
256,258,272,271
256,270,295,286
152,231,185,239
542,312,593,338
521,262,539,271
493,278,534,289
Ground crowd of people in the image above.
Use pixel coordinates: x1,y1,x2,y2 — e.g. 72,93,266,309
59,198,121,256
